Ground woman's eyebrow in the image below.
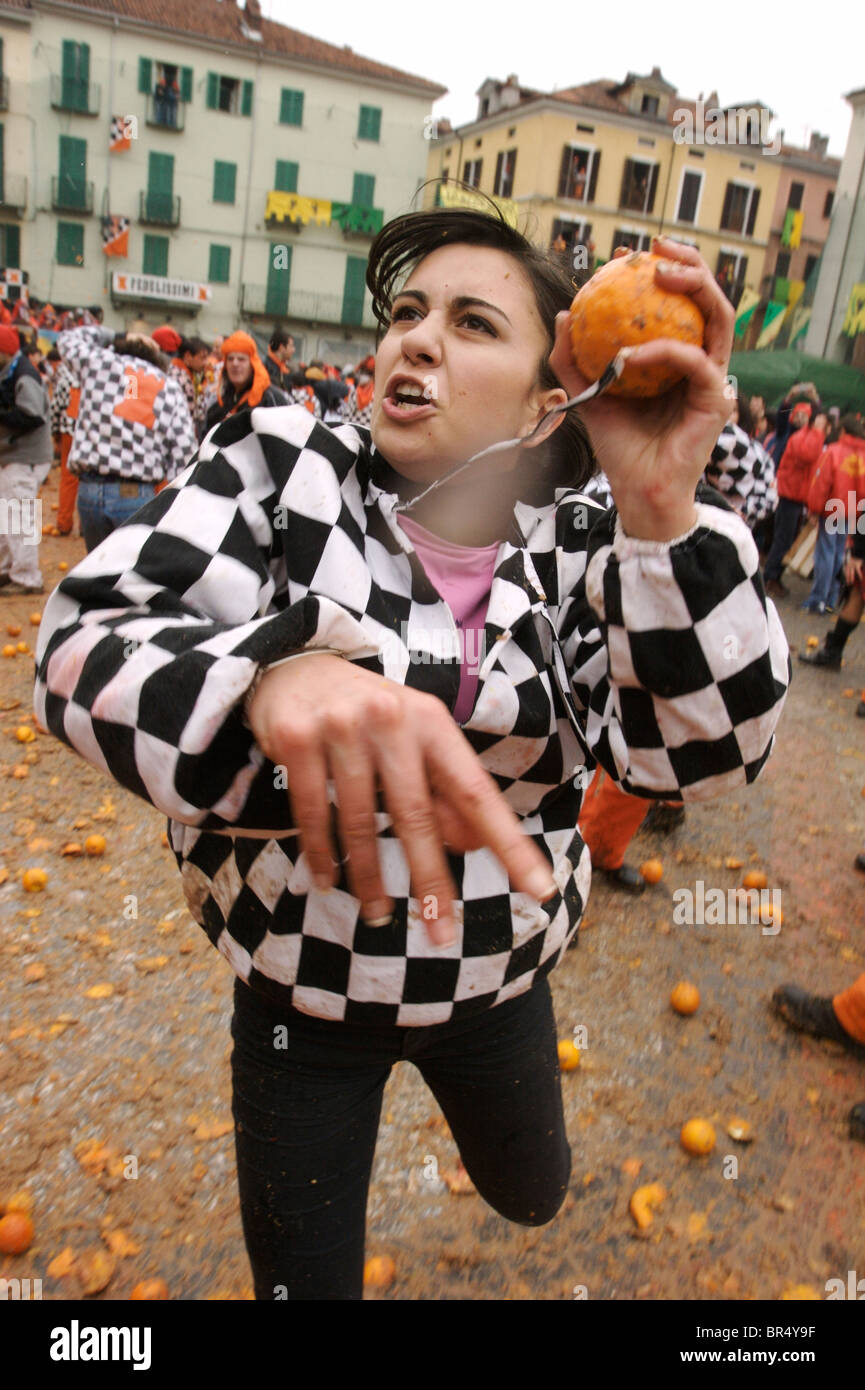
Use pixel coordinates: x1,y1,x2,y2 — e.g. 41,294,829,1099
392,288,512,326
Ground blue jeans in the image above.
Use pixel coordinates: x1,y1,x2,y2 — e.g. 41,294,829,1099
230,974,571,1299
76,476,157,553
807,516,847,608
763,496,804,583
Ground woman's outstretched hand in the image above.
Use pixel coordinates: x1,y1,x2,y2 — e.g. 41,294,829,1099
247,655,558,946
549,236,736,542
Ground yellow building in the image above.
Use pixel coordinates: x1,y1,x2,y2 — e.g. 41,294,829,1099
426,68,783,311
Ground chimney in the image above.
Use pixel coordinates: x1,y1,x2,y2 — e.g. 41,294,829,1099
809,130,829,158
500,73,520,109
245,0,262,28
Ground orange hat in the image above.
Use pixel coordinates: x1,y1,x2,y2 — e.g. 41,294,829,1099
218,331,271,413
152,325,182,354
0,325,20,355
221,330,259,360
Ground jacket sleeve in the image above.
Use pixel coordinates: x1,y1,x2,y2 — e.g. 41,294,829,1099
164,379,198,481
1,371,47,434
57,325,114,379
33,408,382,834
557,487,791,802
807,447,833,516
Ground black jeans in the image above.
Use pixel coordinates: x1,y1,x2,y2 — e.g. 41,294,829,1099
230,975,571,1300
763,496,804,582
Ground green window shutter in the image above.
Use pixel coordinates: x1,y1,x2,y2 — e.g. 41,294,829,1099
59,134,87,209
241,79,253,116
180,66,193,103
265,242,290,316
138,57,152,94
142,234,168,277
206,71,219,110
352,173,375,206
341,255,367,324
274,159,298,193
0,124,4,203
358,105,381,141
146,150,174,221
5,223,20,268
61,40,89,111
279,88,303,125
208,243,231,283
56,221,84,267
213,160,237,203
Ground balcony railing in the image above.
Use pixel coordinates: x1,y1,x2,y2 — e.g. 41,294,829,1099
145,93,186,132
241,284,377,329
50,74,100,116
139,190,181,226
52,176,94,214
0,173,27,213
0,75,9,111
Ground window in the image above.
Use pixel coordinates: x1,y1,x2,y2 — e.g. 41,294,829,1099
279,88,304,126
441,167,449,182
56,221,84,266
57,135,87,210
462,158,482,189
139,58,192,103
551,218,592,254
60,39,90,112
342,255,367,324
716,250,748,306
213,160,237,204
804,253,820,282
619,158,658,214
641,93,659,116
787,181,804,211
358,105,381,141
352,173,375,207
274,160,298,194
823,189,834,218
676,169,702,224
209,244,231,283
266,242,290,316
493,148,517,198
145,150,174,222
142,234,168,276
557,146,600,202
0,223,19,268
775,250,791,278
611,228,651,256
720,181,760,235
206,73,253,115
480,97,489,117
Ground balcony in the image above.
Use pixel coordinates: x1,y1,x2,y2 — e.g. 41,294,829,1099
240,284,377,329
145,94,186,132
264,190,384,239
139,190,181,227
51,176,94,214
50,75,100,116
0,75,9,111
0,174,27,214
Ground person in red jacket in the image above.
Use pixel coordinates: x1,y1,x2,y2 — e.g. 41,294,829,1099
800,417,865,674
801,416,865,613
763,402,827,598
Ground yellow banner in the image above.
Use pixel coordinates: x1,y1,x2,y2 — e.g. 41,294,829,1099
786,280,806,312
843,283,865,338
789,210,804,249
265,192,333,226
437,183,519,227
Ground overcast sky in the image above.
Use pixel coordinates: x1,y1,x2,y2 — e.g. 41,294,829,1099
266,0,859,159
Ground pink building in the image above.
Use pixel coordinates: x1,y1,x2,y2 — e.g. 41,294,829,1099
759,132,840,321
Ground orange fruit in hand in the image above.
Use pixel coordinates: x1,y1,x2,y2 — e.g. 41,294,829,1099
569,251,705,397
680,1118,716,1155
363,1256,396,1289
640,858,663,884
670,981,700,1015
0,1211,34,1253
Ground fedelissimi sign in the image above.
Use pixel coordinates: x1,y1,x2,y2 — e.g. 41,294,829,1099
111,272,212,304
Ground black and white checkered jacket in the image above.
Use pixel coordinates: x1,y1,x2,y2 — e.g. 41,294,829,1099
58,326,197,483
33,406,790,1025
705,423,778,526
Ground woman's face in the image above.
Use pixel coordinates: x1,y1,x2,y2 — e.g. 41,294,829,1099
225,352,253,389
371,242,566,483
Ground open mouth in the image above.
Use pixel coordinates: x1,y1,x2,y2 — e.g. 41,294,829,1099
390,382,432,409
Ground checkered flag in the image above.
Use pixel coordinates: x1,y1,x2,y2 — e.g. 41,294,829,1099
101,215,130,258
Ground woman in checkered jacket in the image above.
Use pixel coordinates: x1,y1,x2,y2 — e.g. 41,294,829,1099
34,209,790,1300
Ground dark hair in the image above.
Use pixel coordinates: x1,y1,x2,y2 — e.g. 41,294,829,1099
112,336,166,371
736,393,754,436
269,328,294,351
180,336,209,357
841,413,865,439
45,346,62,363
764,408,777,430
288,370,309,389
365,203,595,493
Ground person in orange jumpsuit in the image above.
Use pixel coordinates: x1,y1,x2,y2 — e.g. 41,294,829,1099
772,976,865,1142
578,768,685,893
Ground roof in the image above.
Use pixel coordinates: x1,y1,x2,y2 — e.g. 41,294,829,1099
30,0,446,95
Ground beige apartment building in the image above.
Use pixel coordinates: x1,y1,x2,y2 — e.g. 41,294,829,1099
0,0,445,359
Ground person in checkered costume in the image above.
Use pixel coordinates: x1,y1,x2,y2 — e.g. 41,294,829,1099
705,419,777,528
35,211,790,1299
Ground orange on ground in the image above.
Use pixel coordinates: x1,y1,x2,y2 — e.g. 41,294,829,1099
58,561,69,571
640,858,664,884
6,623,21,637
629,1182,666,1230
557,1039,581,1071
1,1189,33,1215
0,1211,35,1254
84,834,107,856
22,867,47,892
680,1118,716,1156
363,1256,396,1289
15,726,35,742
569,251,705,397
29,612,41,626
15,641,27,653
742,869,768,890
130,1278,169,1300
2,644,16,658
670,981,700,1015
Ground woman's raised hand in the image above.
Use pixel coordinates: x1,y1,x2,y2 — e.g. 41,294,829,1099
549,236,736,542
246,655,557,945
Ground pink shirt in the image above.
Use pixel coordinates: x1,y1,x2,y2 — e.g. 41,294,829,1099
396,514,500,724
